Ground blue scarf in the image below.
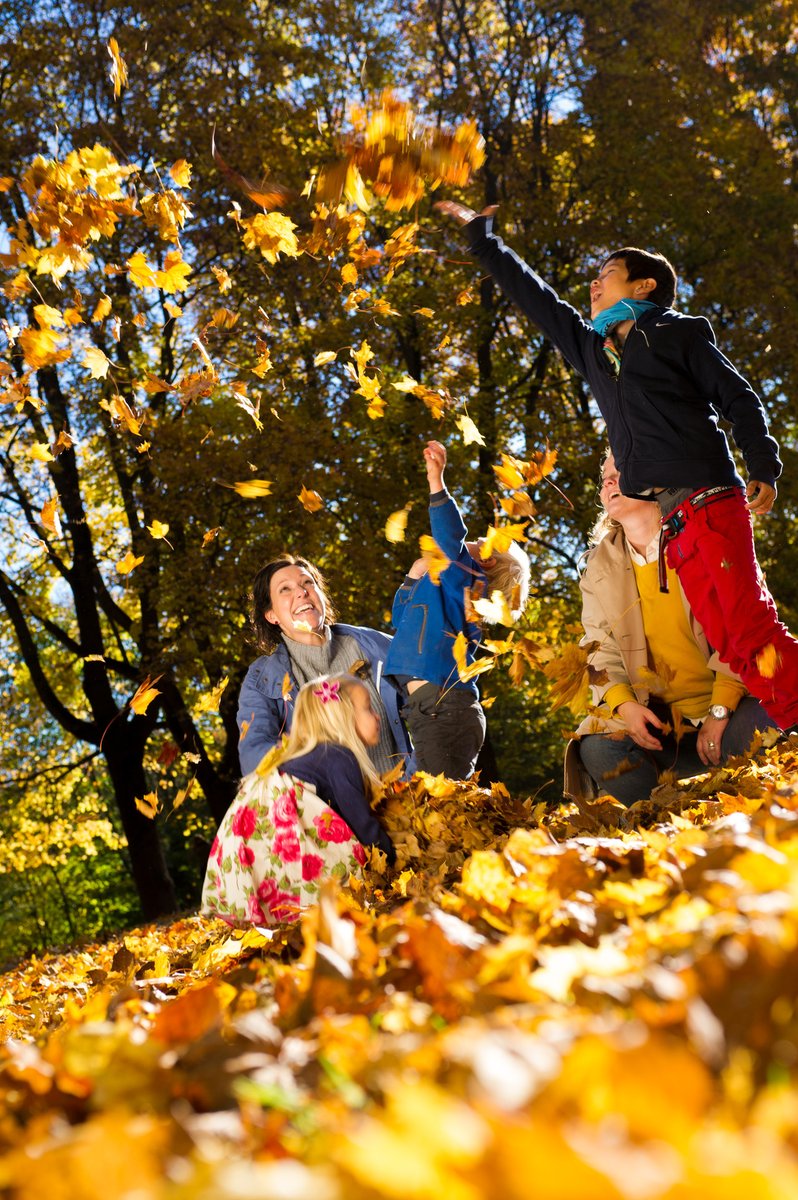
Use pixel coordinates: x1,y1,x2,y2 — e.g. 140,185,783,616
592,298,657,337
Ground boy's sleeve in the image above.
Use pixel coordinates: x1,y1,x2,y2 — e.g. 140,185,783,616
428,489,469,559
464,215,599,380
688,322,782,486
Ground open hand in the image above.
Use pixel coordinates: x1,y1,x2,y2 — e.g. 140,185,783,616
434,201,498,226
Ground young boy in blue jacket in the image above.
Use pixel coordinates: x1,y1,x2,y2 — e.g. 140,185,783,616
384,440,529,779
437,201,798,738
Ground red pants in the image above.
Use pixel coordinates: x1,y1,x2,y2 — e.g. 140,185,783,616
663,489,798,729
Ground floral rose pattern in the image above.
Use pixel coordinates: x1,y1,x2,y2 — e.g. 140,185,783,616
201,768,364,926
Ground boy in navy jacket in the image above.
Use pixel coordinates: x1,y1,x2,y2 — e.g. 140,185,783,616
384,441,529,779
437,201,798,737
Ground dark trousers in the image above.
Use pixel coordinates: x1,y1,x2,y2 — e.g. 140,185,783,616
579,695,778,806
403,684,486,779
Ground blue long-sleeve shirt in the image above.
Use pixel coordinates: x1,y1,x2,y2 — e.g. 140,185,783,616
384,489,486,693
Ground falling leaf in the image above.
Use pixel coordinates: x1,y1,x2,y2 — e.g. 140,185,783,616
91,295,112,323
130,674,163,716
241,212,300,264
28,442,55,463
164,300,183,318
419,534,450,584
201,527,221,548
452,631,496,682
493,455,526,491
135,792,159,819
117,550,144,574
472,588,514,626
298,486,324,513
222,479,273,498
127,251,158,289
107,37,128,99
156,249,192,293
341,263,358,286
414,307,435,317
195,676,229,714
83,346,112,378
147,520,170,540
456,414,485,447
456,288,473,306
40,497,61,536
141,372,174,394
385,505,411,544
480,522,528,557
211,265,232,293
211,307,239,330
281,674,293,701
211,130,297,209
314,350,338,367
169,159,192,188
757,643,781,679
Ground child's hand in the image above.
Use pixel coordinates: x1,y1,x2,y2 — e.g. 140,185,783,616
407,558,427,579
423,440,446,491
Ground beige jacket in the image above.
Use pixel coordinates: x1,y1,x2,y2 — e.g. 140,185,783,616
563,524,736,800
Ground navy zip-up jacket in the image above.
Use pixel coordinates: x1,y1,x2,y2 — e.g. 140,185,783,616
384,489,487,692
465,216,781,496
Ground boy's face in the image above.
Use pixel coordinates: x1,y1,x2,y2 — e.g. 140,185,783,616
590,257,641,319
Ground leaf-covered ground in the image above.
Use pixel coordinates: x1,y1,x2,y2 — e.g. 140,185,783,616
3,741,798,1199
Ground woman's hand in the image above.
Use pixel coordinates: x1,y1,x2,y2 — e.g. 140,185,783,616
697,714,729,766
616,701,666,751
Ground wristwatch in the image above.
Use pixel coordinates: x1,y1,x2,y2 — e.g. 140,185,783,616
708,704,731,721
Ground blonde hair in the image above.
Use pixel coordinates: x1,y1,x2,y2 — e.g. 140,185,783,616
484,541,531,622
271,674,382,799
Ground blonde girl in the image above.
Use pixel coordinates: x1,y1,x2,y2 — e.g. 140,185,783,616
202,674,395,925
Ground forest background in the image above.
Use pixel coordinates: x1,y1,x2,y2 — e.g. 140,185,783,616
1,0,797,963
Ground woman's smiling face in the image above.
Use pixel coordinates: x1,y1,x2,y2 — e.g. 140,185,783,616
265,564,326,642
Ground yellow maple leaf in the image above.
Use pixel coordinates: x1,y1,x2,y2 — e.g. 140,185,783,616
18,327,70,370
211,307,239,329
117,550,144,574
195,676,229,714
141,372,173,394
472,588,514,627
28,442,55,463
452,631,496,682
40,497,61,536
493,454,526,490
314,350,338,367
341,262,358,286
252,350,272,377
156,249,192,294
456,288,473,306
91,295,112,323
83,346,111,378
211,265,232,293
224,479,273,498
135,792,159,819
456,414,485,447
542,643,591,714
169,159,192,188
241,212,300,263
419,534,450,584
351,339,374,372
414,307,435,317
33,303,65,330
480,522,528,557
147,520,171,540
107,37,128,99
367,395,386,419
127,251,158,288
164,300,182,318
756,642,781,679
385,505,411,544
393,375,419,393
201,526,221,548
298,485,324,513
130,674,163,716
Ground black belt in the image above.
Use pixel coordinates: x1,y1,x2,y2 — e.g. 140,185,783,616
657,484,741,591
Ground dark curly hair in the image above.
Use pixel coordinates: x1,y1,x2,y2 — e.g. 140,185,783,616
249,555,337,653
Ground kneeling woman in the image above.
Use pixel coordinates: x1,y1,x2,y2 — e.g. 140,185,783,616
203,674,395,925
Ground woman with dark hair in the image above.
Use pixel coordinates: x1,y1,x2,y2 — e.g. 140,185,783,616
236,555,412,776
564,453,779,806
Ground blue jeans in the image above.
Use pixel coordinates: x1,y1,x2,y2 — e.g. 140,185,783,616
578,696,778,806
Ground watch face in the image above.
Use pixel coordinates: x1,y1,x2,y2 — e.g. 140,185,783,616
710,705,729,720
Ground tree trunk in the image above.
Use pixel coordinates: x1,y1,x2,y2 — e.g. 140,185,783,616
103,724,178,919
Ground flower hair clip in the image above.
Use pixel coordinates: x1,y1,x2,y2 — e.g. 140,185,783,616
313,680,340,704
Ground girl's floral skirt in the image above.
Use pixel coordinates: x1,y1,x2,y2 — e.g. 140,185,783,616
201,767,364,925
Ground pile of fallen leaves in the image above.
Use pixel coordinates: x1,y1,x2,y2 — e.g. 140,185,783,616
3,742,798,1198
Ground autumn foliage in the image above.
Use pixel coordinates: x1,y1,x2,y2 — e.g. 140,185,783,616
4,739,798,1196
